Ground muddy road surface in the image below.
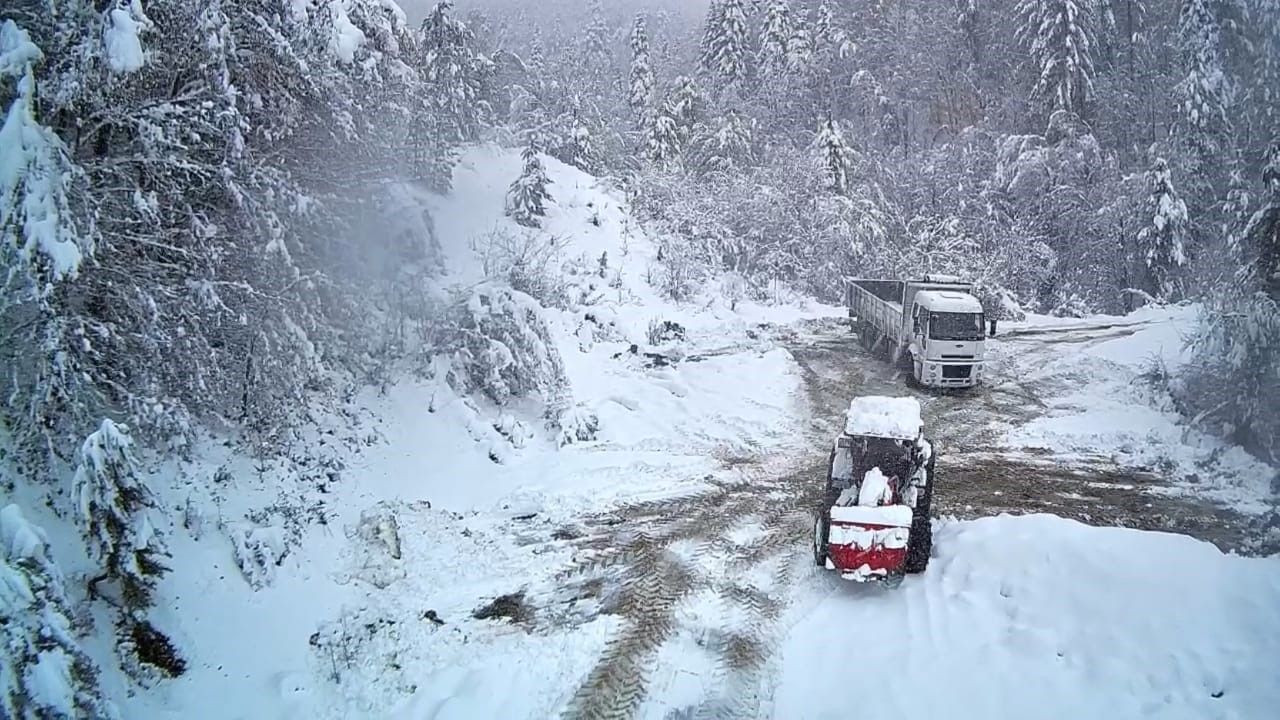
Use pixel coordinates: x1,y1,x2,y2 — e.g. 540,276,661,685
548,317,1261,720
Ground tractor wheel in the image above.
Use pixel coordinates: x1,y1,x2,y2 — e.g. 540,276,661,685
904,516,932,574
813,512,830,567
904,452,936,574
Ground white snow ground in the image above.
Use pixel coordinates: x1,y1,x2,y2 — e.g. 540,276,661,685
998,305,1276,513
776,514,1280,720
7,145,1277,720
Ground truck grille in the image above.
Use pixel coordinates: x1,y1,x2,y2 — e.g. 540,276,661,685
942,365,972,379
941,354,974,360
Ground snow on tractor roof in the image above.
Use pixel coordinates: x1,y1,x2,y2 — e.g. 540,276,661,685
844,396,923,440
914,290,983,314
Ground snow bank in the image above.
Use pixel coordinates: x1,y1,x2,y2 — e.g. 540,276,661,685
1,503,49,561
844,396,922,439
779,514,1280,719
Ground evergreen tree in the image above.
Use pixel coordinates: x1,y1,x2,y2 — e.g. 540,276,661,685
814,1,835,50
700,0,751,84
689,110,755,175
72,420,169,615
1184,140,1280,460
585,0,610,71
812,117,855,194
1175,0,1233,188
506,140,553,227
787,11,814,74
416,0,494,142
1248,0,1280,138
1244,140,1280,297
1016,0,1099,117
629,14,655,119
1,504,115,719
668,75,704,133
644,101,683,168
758,0,792,80
1135,157,1189,301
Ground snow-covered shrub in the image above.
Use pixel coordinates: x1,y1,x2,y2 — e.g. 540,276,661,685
1,504,115,720
556,404,600,447
1050,294,1092,318
71,420,169,614
437,283,569,407
472,228,569,308
646,319,686,346
227,523,288,591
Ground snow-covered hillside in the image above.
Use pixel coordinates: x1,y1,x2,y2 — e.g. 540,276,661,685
4,145,1277,720
85,145,839,719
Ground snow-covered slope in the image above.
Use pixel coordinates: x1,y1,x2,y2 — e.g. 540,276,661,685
775,514,1280,720
96,145,837,719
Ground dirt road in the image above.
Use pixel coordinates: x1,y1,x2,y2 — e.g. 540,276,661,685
549,317,1261,720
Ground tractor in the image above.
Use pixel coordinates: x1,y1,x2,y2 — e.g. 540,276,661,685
813,396,935,583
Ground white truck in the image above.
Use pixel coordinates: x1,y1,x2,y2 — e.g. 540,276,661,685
845,275,987,388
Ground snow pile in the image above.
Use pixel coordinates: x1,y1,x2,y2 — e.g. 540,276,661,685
103,1,148,74
857,467,894,506
844,396,922,439
779,514,1280,719
328,1,367,63
1000,305,1276,512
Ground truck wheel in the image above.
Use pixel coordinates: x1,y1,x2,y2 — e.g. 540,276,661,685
813,512,829,567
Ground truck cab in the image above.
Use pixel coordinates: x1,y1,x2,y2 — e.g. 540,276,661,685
907,289,985,388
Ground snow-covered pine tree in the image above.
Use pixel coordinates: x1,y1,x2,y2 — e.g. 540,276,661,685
700,0,751,85
699,0,724,67
787,10,814,74
1,504,115,719
668,75,704,133
1015,0,1099,117
689,110,755,175
1135,157,1189,301
1248,0,1280,139
1182,139,1280,460
629,14,655,120
1174,0,1233,193
758,0,792,81
506,140,553,227
814,1,835,50
644,101,683,168
585,0,610,72
0,18,94,464
1246,139,1280,298
416,0,494,143
812,116,855,194
72,419,169,615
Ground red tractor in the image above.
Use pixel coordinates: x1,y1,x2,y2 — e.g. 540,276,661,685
813,396,935,583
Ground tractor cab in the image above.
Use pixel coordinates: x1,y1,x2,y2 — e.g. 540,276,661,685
814,396,936,582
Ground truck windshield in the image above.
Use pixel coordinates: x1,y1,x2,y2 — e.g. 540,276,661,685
929,312,984,341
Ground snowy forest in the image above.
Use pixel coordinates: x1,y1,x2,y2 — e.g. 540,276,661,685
1,0,1278,717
